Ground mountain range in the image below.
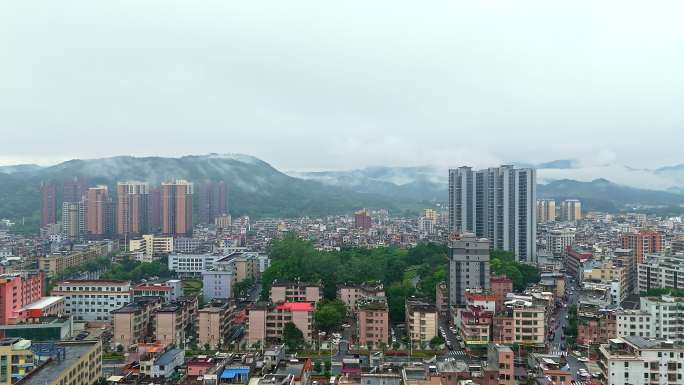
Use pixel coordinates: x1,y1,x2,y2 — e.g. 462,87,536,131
1,154,684,225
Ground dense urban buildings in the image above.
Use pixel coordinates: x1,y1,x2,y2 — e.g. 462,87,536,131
448,165,536,262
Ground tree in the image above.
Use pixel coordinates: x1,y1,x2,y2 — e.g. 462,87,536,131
233,278,254,299
283,322,305,352
429,335,445,349
116,344,124,353
314,300,346,332
314,361,322,373
490,249,541,292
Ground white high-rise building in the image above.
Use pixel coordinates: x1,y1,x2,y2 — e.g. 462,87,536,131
448,165,537,262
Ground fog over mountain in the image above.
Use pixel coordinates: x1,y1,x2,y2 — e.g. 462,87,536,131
2,154,682,224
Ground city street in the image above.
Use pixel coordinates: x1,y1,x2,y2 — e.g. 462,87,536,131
549,278,588,378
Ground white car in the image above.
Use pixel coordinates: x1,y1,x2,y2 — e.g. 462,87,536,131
577,357,589,362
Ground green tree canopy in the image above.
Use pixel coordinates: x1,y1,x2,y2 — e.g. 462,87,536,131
490,249,541,292
283,322,305,352
261,235,448,323
314,300,346,332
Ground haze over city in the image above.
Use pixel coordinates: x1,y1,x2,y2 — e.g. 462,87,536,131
2,0,684,174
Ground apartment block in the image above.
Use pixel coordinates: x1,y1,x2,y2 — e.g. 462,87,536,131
129,234,173,262
616,310,652,339
38,244,108,277
17,340,102,385
0,272,44,325
116,181,149,237
357,297,389,348
132,280,183,302
337,282,385,310
61,201,85,241
598,337,684,385
112,297,163,348
40,182,57,228
448,233,490,307
155,298,198,348
577,309,617,345
560,199,582,222
536,199,556,223
247,302,314,345
197,299,232,350
51,279,131,322
168,253,219,278
435,282,448,319
84,185,113,238
500,298,546,346
0,338,34,384
584,261,629,303
485,344,514,385
270,282,322,304
621,230,663,264
638,253,684,293
202,254,243,304
637,295,684,344
405,299,438,344
455,305,493,347
546,228,575,256
161,180,194,237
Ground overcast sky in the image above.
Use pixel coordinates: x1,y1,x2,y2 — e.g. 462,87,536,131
1,1,683,171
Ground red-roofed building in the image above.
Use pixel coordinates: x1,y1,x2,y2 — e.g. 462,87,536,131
565,247,592,278
247,302,314,345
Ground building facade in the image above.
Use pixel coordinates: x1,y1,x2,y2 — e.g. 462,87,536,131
405,299,438,344
161,180,194,237
40,182,57,228
598,337,684,385
270,282,322,304
536,199,556,223
357,298,389,348
448,234,490,307
51,279,131,322
116,181,150,238
0,272,44,325
560,199,582,222
621,230,663,264
84,185,113,238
